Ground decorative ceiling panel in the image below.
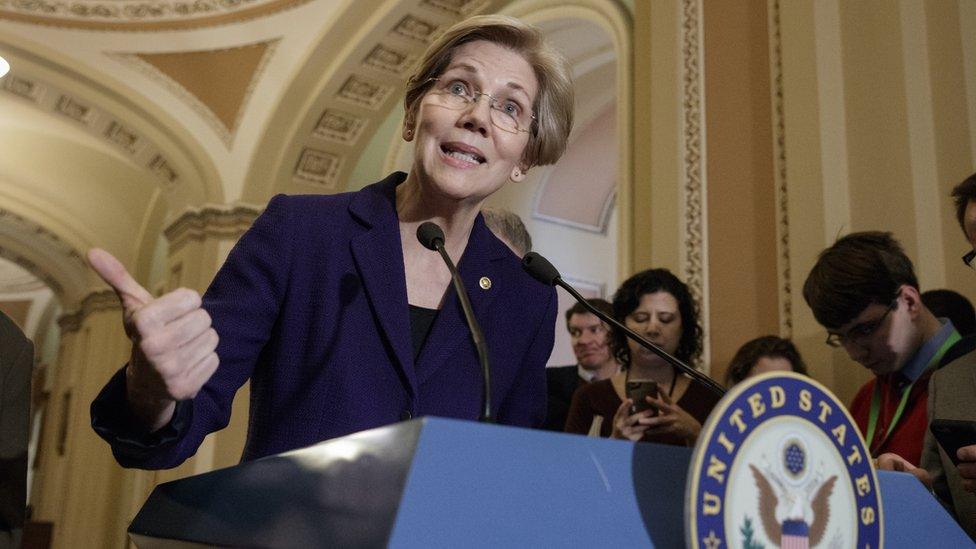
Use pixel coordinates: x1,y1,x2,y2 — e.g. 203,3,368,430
0,0,313,31
115,40,278,145
1,70,182,190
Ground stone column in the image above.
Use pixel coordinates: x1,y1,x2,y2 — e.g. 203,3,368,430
33,291,148,548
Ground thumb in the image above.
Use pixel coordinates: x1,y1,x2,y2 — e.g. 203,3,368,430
88,248,154,310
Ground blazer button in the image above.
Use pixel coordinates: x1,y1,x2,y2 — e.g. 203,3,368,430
400,410,412,421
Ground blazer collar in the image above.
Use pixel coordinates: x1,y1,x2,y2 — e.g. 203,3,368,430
348,172,516,393
349,172,417,397
414,215,511,386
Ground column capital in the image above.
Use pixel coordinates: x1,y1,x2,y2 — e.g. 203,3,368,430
164,203,263,253
57,289,120,333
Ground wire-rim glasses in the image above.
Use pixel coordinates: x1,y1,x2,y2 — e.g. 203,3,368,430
825,296,899,348
422,77,536,135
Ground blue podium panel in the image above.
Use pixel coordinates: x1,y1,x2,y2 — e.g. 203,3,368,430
129,417,973,548
878,471,975,547
390,418,690,548
129,421,423,547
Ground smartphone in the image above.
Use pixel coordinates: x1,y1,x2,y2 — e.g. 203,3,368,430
626,380,659,416
930,418,976,466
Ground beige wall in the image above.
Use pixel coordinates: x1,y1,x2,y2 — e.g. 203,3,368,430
778,0,976,404
632,0,976,402
702,0,780,382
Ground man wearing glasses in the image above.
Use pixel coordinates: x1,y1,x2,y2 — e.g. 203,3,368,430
876,173,976,540
803,231,960,466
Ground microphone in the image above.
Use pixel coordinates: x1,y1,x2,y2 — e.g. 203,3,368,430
522,251,726,397
416,222,493,422
417,222,444,251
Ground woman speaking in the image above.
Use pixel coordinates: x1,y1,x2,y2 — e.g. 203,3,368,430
88,15,574,469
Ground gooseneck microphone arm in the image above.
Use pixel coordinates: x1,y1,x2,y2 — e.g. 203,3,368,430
417,222,493,423
521,252,726,398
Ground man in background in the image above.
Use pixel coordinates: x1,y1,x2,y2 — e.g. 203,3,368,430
804,231,960,466
879,172,976,539
543,299,620,431
0,310,32,547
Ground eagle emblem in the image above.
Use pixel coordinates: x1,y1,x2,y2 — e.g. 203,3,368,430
749,437,837,548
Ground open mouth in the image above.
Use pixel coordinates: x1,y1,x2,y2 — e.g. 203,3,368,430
441,143,486,164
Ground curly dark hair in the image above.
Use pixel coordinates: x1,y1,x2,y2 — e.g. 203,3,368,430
724,335,807,387
610,268,703,366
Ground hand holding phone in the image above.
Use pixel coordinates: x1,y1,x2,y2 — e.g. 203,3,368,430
930,419,976,466
626,380,659,416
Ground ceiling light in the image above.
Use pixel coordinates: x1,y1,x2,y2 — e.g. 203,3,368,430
0,55,9,79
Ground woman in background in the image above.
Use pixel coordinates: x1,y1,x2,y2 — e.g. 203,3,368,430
564,269,720,446
723,335,808,388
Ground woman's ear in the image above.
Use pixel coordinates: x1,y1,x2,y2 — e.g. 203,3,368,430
510,164,529,182
402,118,415,141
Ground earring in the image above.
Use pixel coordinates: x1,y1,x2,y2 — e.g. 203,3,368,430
406,129,413,136
514,169,520,177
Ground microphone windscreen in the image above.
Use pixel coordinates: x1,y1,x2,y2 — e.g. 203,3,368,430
417,222,445,251
521,252,560,286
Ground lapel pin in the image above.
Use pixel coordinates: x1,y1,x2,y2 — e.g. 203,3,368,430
479,277,492,290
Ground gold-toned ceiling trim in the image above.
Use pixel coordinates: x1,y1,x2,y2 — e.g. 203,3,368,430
0,0,312,31
114,39,279,148
57,289,119,334
288,0,493,192
164,202,262,253
1,70,183,188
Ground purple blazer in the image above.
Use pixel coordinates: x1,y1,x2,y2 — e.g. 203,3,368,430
92,173,557,469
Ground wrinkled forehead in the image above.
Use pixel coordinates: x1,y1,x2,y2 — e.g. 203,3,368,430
442,40,538,100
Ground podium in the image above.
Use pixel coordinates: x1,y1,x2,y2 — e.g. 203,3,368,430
129,417,972,548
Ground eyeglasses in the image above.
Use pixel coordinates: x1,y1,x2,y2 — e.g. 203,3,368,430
422,77,536,135
962,249,976,271
825,296,899,348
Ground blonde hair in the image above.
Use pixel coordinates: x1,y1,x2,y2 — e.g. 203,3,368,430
404,14,574,168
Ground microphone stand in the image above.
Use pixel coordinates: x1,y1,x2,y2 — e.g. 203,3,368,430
434,243,494,423
418,222,493,423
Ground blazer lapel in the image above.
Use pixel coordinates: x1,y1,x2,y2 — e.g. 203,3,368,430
416,216,507,386
349,173,417,398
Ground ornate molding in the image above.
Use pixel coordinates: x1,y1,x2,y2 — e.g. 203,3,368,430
57,310,82,333
0,0,313,32
768,0,792,337
110,39,280,147
0,247,64,297
289,0,492,193
1,71,182,190
680,0,708,367
164,203,262,252
58,289,120,333
0,207,89,301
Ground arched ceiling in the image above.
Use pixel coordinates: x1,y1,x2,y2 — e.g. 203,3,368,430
0,257,57,342
0,0,628,308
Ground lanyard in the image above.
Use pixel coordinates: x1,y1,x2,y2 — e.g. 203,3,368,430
866,330,961,454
